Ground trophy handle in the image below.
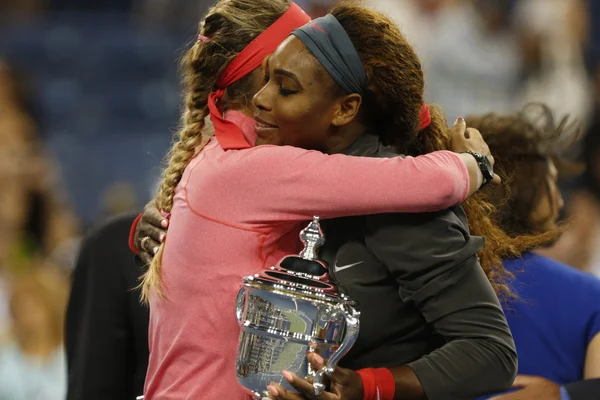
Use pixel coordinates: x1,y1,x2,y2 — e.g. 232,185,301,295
312,302,360,396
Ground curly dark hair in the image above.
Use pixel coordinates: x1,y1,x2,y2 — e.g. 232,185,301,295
467,103,581,248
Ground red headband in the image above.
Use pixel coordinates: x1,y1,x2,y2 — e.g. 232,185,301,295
208,2,310,150
419,103,431,130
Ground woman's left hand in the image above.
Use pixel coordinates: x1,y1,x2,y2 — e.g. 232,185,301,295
265,353,363,400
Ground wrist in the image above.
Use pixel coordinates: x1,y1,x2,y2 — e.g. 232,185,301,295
356,368,395,400
461,151,493,187
458,153,484,193
128,213,143,255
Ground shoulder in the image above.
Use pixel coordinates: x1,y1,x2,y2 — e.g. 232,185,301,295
77,213,138,267
520,254,600,285
211,145,328,179
84,213,138,244
227,144,322,160
363,206,482,260
509,253,600,297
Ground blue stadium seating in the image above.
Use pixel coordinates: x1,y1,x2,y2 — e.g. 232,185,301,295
0,15,191,224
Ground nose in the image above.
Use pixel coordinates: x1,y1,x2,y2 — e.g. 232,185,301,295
252,82,272,112
558,194,564,211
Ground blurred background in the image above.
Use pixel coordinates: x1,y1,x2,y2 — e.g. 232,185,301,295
1,0,600,397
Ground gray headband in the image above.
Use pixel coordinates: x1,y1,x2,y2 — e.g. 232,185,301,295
292,14,367,96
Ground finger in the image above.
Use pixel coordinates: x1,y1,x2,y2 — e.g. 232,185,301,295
307,353,350,386
452,117,466,135
491,174,502,185
267,383,304,400
307,353,326,370
512,375,541,388
466,127,483,139
143,203,169,229
465,126,479,140
141,238,161,254
283,371,336,400
138,223,167,245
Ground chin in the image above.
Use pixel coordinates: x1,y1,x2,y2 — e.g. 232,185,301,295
256,135,283,146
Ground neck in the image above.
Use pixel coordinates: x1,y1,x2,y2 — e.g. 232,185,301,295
327,123,366,154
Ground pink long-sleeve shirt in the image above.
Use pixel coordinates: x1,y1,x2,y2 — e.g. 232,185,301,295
144,111,470,399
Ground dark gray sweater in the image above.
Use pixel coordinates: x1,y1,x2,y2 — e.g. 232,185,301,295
319,134,517,400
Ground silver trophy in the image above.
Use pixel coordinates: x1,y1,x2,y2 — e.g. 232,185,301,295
235,216,360,399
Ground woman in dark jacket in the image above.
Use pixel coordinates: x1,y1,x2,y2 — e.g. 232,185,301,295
65,213,149,400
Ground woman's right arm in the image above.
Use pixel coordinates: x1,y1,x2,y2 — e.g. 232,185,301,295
131,121,489,249
234,147,469,221
206,119,490,225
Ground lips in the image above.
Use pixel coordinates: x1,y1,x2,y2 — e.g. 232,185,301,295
254,116,278,130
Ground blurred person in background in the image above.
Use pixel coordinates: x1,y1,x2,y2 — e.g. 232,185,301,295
0,60,80,340
423,0,522,120
464,104,600,398
515,0,592,123
0,60,80,273
0,0,44,22
363,0,592,124
571,114,600,277
535,113,600,275
365,0,458,80
0,267,69,400
65,213,149,400
585,0,600,105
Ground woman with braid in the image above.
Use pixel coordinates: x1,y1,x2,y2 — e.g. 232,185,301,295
140,1,499,399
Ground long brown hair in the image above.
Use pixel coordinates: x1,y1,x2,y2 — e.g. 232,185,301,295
467,103,581,243
140,0,292,302
330,3,547,298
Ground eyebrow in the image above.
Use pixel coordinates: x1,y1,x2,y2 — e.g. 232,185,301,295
273,68,303,89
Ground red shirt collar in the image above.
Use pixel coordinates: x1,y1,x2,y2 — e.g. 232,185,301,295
217,110,256,150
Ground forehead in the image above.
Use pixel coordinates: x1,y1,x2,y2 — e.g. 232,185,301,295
268,36,323,82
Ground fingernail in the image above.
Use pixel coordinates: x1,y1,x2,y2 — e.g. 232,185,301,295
313,353,324,365
153,246,159,255
161,220,169,228
159,233,166,242
282,371,293,383
455,116,464,125
267,385,279,396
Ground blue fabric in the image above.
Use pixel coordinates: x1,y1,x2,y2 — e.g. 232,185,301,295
503,253,600,384
560,385,572,400
479,252,600,399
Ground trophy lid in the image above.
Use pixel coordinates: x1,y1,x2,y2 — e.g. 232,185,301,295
244,217,349,302
299,216,325,261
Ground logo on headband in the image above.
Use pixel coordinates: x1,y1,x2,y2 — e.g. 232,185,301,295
309,23,326,34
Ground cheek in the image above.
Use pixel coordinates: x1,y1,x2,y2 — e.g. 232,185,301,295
529,194,554,227
276,102,314,142
278,101,331,147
